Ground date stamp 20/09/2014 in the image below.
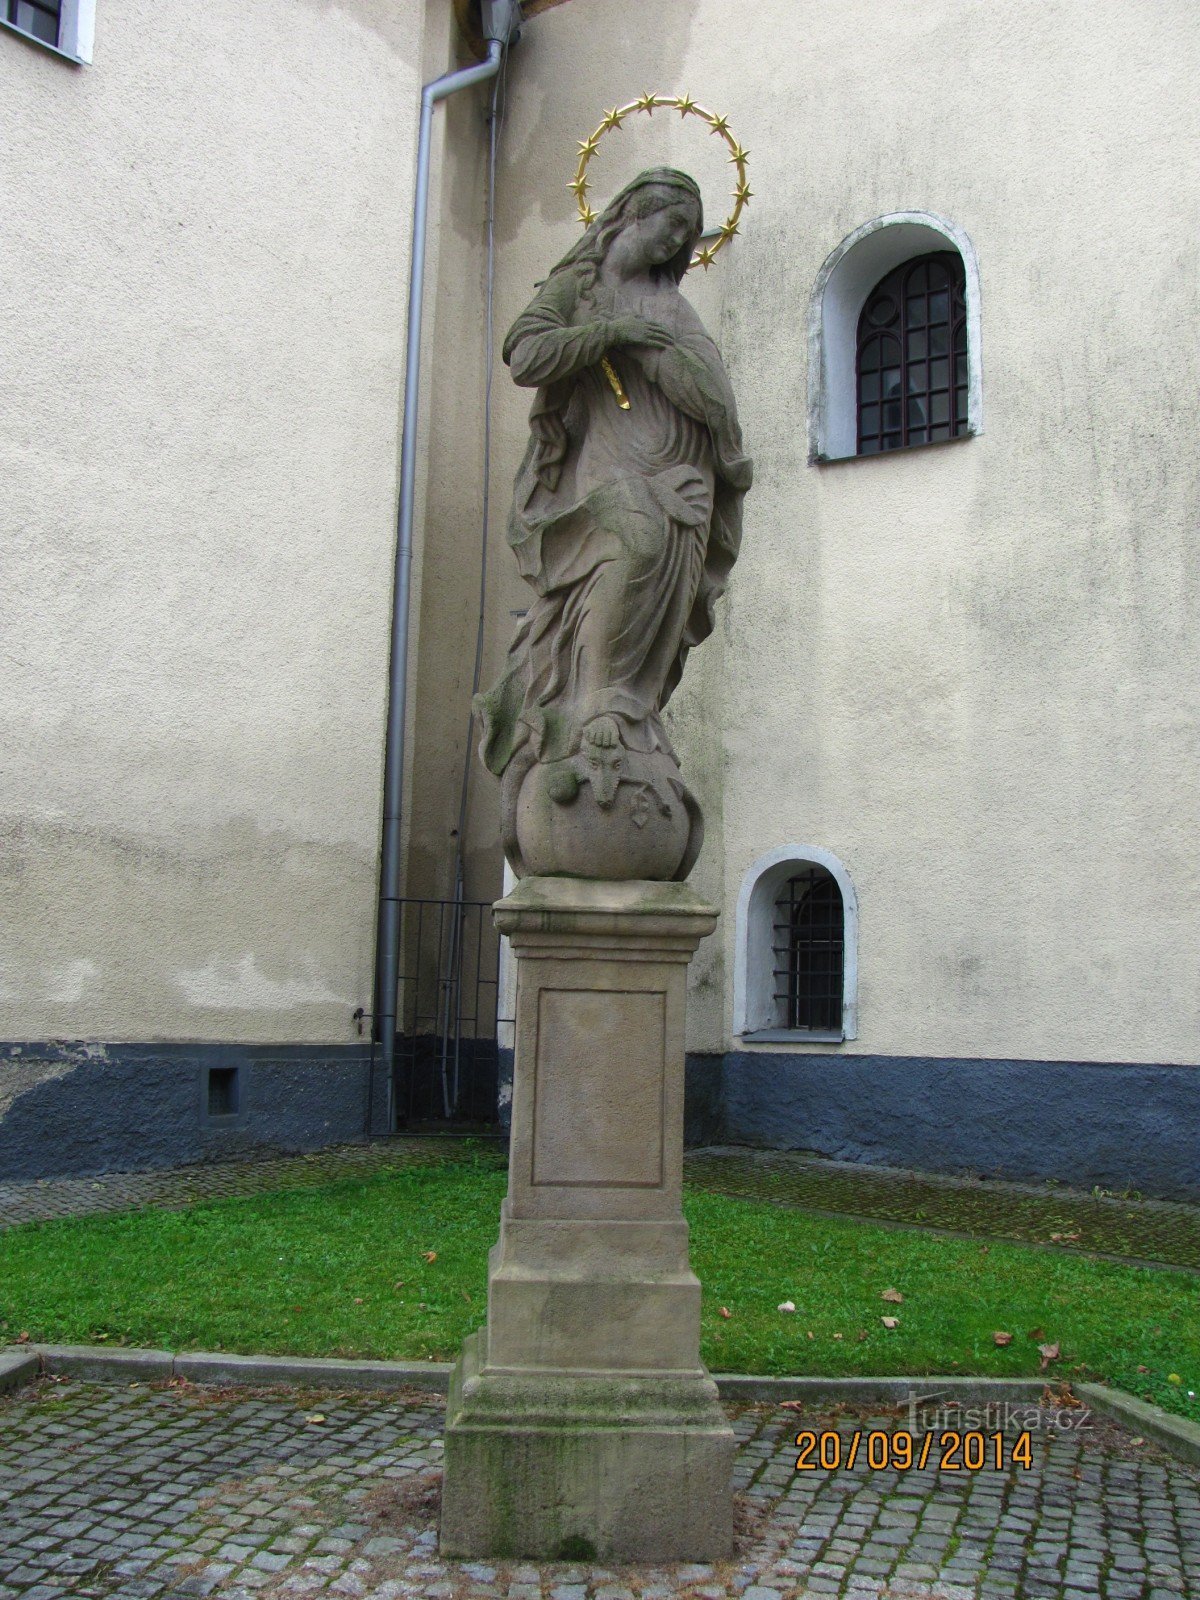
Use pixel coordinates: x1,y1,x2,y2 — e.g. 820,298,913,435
795,1429,1035,1473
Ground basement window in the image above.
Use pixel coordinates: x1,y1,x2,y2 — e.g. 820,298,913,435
773,867,845,1032
734,844,859,1042
207,1066,240,1118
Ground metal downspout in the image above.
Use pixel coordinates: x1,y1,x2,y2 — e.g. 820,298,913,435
376,17,515,1132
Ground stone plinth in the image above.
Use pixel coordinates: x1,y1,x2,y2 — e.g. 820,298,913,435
440,877,733,1562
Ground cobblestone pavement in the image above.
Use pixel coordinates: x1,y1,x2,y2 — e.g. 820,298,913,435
3,1140,1198,1272
1,1377,1198,1599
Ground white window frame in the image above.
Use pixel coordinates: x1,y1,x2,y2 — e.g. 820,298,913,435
2,0,94,63
806,211,982,463
733,844,859,1043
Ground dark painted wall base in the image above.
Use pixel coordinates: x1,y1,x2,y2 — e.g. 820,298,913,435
0,1042,385,1183
5,1041,1197,1201
685,1051,1200,1202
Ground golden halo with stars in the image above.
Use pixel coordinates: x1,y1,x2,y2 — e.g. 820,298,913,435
570,93,751,271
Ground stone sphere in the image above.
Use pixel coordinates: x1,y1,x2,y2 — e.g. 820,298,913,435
515,753,692,880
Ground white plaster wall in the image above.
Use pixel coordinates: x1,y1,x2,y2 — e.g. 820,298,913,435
0,0,438,1040
472,0,1200,1064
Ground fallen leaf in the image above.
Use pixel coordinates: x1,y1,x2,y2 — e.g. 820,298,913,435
1049,1230,1081,1244
833,1333,843,1341
979,1244,989,1254
1137,1364,1149,1374
719,1307,731,1319
16,1331,30,1344
393,1281,406,1290
353,1297,364,1305
881,1288,904,1304
780,1400,805,1412
1168,1373,1183,1385
806,1331,814,1341
422,1251,438,1264
857,1330,869,1343
777,1301,796,1313
1027,1327,1045,1341
1038,1342,1061,1370
993,1331,1013,1347
460,1290,472,1304
1130,1437,1145,1446
305,1414,326,1425
881,1316,899,1330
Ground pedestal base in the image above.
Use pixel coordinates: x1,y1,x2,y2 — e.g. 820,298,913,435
438,879,732,1561
441,1330,733,1561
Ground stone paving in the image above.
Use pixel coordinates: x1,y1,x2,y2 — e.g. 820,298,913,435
1,1376,1197,1600
3,1140,1198,1273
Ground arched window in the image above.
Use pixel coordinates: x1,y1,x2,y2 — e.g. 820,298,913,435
734,845,859,1041
806,212,982,462
774,866,844,1031
857,253,967,454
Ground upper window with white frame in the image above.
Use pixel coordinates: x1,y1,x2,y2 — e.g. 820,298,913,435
806,212,982,463
3,0,93,61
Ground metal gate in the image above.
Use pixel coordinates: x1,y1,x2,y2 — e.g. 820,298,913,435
390,897,508,1132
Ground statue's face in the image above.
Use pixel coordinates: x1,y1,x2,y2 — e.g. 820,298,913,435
626,196,698,269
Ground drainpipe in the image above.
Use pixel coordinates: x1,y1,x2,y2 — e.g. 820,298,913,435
376,1,522,1131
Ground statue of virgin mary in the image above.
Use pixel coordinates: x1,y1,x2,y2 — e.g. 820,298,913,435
474,167,752,880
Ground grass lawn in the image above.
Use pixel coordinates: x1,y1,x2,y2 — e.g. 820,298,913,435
2,1156,1196,1423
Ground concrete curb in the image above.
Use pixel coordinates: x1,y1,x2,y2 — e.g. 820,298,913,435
12,1347,1051,1406
1076,1380,1200,1467
0,1349,38,1393
7,1346,1198,1469
716,1374,1046,1405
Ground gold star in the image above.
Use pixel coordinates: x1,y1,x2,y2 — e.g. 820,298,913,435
674,92,697,117
706,112,731,136
726,142,750,167
696,244,717,270
580,203,597,227
568,173,589,198
599,106,624,132
576,133,601,159
718,219,741,242
635,91,660,113
733,180,754,205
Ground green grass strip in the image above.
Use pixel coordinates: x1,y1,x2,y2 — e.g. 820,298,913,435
1,1160,1195,1422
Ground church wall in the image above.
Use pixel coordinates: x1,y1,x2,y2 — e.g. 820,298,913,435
484,0,1200,1071
0,0,451,1169
469,0,1200,1190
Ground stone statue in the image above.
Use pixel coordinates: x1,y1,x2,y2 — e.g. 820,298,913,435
474,167,752,881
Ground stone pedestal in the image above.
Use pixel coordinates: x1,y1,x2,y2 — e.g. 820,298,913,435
440,877,733,1563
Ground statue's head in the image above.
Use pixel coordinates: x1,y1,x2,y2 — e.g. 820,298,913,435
556,168,704,288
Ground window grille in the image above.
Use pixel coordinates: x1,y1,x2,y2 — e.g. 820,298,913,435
773,867,844,1032
857,251,968,454
7,0,60,46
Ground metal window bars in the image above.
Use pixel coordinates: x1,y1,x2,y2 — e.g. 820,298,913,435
389,897,510,1131
856,251,968,455
772,868,844,1032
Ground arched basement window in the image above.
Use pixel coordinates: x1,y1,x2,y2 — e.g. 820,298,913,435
857,252,968,454
773,866,844,1031
734,845,858,1041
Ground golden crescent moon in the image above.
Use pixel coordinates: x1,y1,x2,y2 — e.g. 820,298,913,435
568,95,750,272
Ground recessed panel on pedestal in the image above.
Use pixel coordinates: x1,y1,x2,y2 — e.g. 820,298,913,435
532,987,665,1188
